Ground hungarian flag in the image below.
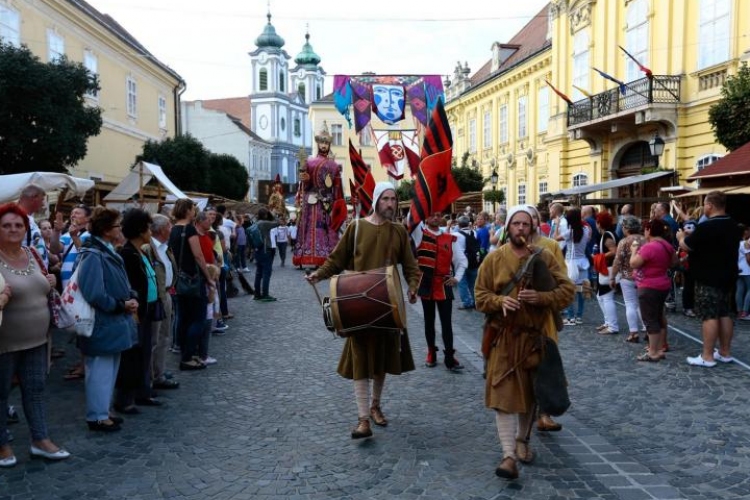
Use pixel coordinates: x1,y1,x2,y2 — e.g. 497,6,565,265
409,98,462,232
619,45,652,78
545,80,574,105
348,140,375,217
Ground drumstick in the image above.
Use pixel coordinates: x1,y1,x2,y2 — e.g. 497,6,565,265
305,270,324,306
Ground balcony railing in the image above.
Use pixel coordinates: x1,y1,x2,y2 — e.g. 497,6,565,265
567,75,681,127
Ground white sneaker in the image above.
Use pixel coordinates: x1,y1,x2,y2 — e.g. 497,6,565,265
201,357,218,365
686,355,716,368
713,349,734,363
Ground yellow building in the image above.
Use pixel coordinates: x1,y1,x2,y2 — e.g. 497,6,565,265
0,0,184,182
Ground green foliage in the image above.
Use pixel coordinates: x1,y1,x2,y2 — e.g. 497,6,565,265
139,135,249,200
483,189,506,206
708,62,750,151
452,165,484,193
140,134,210,192
0,43,102,174
206,154,249,200
396,180,414,202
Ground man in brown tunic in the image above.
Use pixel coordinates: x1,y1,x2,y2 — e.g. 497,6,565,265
475,206,574,479
307,182,420,439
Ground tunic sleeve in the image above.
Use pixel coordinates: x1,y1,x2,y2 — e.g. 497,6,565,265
394,224,420,293
316,221,355,280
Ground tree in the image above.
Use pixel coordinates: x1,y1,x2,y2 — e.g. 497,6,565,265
483,189,505,207
396,179,414,202
140,134,210,192
206,154,249,200
0,43,102,174
708,62,750,151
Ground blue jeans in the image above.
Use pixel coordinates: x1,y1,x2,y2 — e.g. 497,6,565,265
234,244,247,269
458,268,478,307
254,247,274,297
84,354,121,422
564,292,585,319
0,344,50,445
276,242,288,265
737,275,750,314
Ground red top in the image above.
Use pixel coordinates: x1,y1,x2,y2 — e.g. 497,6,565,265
198,233,215,264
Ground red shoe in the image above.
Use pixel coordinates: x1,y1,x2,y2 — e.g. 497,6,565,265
425,347,437,368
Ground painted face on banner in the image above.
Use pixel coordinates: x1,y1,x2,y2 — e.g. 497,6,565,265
372,84,405,124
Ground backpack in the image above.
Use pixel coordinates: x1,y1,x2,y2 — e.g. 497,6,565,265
246,224,263,249
460,229,481,269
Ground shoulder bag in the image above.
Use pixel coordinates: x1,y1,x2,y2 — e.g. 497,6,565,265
175,225,202,298
29,247,76,330
596,231,620,286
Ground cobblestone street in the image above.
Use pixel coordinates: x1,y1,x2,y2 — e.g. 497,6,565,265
2,261,750,500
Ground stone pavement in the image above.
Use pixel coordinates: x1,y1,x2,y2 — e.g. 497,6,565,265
2,261,750,500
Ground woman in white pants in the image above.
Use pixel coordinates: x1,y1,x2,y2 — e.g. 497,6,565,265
595,212,619,334
611,216,646,342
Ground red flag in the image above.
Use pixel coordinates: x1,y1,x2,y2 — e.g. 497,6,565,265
545,80,574,105
618,45,652,78
359,171,375,217
348,139,374,216
349,178,359,205
409,98,461,232
349,139,369,187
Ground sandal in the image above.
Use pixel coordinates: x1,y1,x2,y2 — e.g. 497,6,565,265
63,367,85,380
515,438,534,464
636,352,661,362
625,333,640,343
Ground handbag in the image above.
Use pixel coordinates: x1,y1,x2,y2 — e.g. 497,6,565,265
534,336,571,417
148,299,166,322
28,247,76,329
175,225,202,298
566,245,579,283
595,232,620,286
60,265,96,337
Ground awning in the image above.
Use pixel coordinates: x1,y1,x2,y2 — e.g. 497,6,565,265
726,185,750,194
673,186,735,198
549,170,674,197
0,172,94,203
687,141,750,180
103,161,188,203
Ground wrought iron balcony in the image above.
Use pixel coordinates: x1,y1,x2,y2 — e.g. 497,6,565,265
567,75,681,127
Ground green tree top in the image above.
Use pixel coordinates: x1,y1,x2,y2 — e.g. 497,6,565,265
0,43,102,174
708,62,750,151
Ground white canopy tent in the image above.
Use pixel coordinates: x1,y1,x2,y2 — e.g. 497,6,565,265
103,161,188,204
0,172,94,204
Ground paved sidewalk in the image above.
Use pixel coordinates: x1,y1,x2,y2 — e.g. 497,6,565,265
2,263,750,499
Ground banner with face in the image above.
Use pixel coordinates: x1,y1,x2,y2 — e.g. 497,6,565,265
372,84,405,125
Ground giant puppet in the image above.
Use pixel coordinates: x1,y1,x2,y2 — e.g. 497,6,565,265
293,122,347,268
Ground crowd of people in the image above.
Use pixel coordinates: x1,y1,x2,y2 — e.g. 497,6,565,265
1,181,748,482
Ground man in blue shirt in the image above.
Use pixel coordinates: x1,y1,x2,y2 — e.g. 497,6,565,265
474,211,491,260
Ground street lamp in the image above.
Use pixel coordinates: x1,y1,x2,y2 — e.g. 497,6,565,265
649,133,665,169
490,168,499,212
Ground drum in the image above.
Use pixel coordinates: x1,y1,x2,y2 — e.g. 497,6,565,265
323,265,406,337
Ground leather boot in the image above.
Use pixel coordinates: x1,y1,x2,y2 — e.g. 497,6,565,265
515,437,534,464
495,457,519,480
444,349,464,371
425,346,438,367
351,417,373,439
370,400,388,427
537,414,562,432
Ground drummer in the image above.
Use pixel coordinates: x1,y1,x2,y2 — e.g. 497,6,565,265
306,182,421,439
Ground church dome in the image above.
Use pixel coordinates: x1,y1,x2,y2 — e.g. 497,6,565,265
255,12,285,49
294,32,321,66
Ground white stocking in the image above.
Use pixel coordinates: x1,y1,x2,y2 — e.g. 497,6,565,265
354,379,370,419
494,411,518,459
371,374,385,406
517,408,535,440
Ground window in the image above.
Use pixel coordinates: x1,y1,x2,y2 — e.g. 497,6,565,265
0,5,20,47
259,68,268,91
696,154,722,171
518,183,527,205
359,125,372,146
483,110,492,149
538,180,548,195
298,82,306,98
331,124,343,146
47,29,65,62
83,50,99,99
572,32,590,101
572,173,588,187
468,119,477,153
517,96,527,139
625,0,650,81
126,77,137,117
498,104,508,143
698,0,731,69
316,85,322,100
280,117,286,132
158,96,167,128
294,118,301,137
279,70,285,92
537,87,549,133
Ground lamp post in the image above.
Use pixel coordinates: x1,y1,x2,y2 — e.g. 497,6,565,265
490,168,499,213
649,133,665,169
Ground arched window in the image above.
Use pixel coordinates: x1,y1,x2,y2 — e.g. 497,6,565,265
279,70,285,92
316,85,322,100
625,0,650,81
572,32,590,101
696,154,723,171
259,68,268,91
298,82,306,98
572,173,588,187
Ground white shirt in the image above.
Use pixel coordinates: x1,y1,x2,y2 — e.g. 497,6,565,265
738,240,750,276
222,218,237,239
275,225,289,243
551,216,570,249
152,236,174,288
411,223,467,283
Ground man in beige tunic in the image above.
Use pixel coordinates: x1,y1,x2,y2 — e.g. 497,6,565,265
307,182,420,439
475,206,574,479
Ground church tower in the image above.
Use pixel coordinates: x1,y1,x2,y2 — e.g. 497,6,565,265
291,29,326,105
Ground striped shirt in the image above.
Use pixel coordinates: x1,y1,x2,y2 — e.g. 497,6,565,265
60,231,90,289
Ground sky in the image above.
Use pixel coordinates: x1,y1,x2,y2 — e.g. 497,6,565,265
86,0,551,101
